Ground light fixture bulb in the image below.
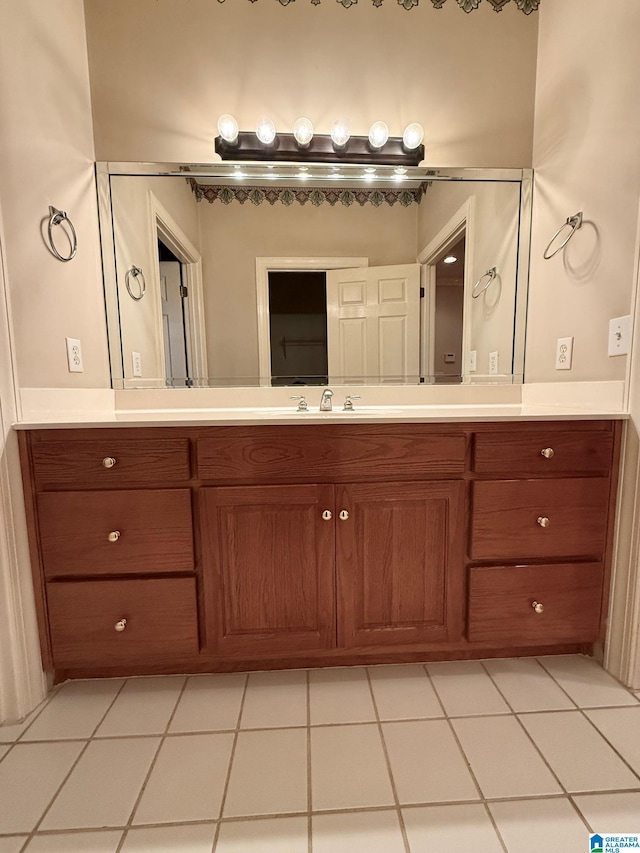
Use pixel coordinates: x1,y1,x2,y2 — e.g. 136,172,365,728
217,114,239,143
331,120,350,148
368,121,389,150
444,256,457,264
402,122,424,150
255,117,276,146
293,117,314,147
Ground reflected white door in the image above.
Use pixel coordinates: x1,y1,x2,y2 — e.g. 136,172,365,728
326,264,420,383
159,261,188,385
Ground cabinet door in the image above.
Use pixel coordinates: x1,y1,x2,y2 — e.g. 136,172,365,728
336,481,465,648
201,485,336,656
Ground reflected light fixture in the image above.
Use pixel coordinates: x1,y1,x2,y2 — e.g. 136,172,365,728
444,255,457,264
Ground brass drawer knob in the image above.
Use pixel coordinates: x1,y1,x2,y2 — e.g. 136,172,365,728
532,601,545,614
537,516,550,528
339,510,349,521
107,531,121,543
322,510,333,521
114,619,127,632
541,447,555,459
102,456,117,469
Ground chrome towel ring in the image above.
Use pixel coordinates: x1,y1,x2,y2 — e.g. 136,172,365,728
125,266,146,300
47,206,77,262
472,267,497,299
544,211,583,259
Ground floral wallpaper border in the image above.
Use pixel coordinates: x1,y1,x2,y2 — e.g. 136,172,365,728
219,0,539,13
188,179,427,207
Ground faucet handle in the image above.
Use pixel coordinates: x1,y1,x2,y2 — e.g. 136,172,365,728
343,394,361,411
290,395,308,411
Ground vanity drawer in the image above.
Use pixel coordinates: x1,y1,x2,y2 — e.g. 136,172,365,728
38,489,194,577
47,577,199,667
473,428,614,475
470,478,610,561
468,563,604,644
31,436,190,488
197,425,466,483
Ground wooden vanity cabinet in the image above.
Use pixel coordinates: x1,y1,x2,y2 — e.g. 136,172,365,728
18,419,621,680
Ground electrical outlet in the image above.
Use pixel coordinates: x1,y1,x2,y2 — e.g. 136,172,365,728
556,336,573,370
468,350,477,372
132,351,143,377
65,337,83,373
608,315,632,356
489,351,499,375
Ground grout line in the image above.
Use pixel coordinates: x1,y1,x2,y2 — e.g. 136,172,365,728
116,674,189,853
566,793,597,835
536,654,640,703
365,667,411,853
306,670,312,853
210,672,250,853
0,683,63,767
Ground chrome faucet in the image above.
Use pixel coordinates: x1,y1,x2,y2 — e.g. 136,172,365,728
319,388,334,411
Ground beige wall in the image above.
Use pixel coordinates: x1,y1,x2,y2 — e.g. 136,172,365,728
83,0,538,168
525,0,640,382
0,0,110,389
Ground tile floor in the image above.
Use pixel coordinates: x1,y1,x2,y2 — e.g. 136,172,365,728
0,655,639,852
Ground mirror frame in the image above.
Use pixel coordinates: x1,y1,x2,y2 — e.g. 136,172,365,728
96,162,533,389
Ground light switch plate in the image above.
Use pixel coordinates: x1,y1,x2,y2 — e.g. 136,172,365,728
132,351,143,377
489,351,499,375
608,315,632,356
556,336,573,370
65,337,83,373
468,350,477,372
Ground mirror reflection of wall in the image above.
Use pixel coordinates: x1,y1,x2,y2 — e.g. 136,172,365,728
434,237,465,383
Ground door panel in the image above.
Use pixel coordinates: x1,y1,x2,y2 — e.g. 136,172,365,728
201,485,336,656
336,481,465,648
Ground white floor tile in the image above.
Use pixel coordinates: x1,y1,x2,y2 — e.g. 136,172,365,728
22,681,124,741
572,791,640,832
0,838,29,853
0,701,49,743
426,661,510,716
309,668,376,725
585,707,640,776
224,728,308,817
96,677,185,737
452,715,562,798
240,670,307,729
538,656,639,708
0,741,83,834
483,658,575,712
313,810,405,853
216,816,308,852
311,724,394,811
25,830,123,852
40,737,159,830
133,733,233,824
383,719,479,805
121,823,217,853
489,798,588,853
403,803,504,853
520,711,639,793
368,664,443,720
169,673,246,733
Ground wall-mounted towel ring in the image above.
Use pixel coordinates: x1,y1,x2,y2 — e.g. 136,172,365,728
472,267,497,299
47,206,77,262
125,266,146,300
543,211,583,259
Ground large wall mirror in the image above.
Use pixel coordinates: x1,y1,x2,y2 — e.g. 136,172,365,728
97,163,531,389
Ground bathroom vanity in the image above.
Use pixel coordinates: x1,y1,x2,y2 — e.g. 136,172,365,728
18,416,621,682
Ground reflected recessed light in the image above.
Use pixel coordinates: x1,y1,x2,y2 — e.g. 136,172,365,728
364,167,376,174
394,167,408,175
299,166,309,172
444,256,457,264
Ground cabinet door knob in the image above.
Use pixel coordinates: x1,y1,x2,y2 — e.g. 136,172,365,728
322,510,332,521
540,447,555,459
102,456,117,468
114,619,127,632
339,510,349,521
107,531,121,543
532,601,545,614
537,516,550,528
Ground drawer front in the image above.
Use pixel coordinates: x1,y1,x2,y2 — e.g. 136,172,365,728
468,563,604,644
197,426,465,483
31,438,190,487
38,490,194,578
47,578,199,667
470,478,610,561
473,429,614,475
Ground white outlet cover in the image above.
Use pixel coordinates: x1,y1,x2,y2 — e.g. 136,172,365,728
608,315,632,356
132,351,143,377
468,350,477,372
65,337,83,373
489,351,499,375
556,336,573,370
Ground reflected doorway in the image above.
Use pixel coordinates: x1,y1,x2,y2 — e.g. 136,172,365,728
433,236,465,383
157,239,191,387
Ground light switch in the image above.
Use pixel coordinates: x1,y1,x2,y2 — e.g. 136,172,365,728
608,315,632,356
